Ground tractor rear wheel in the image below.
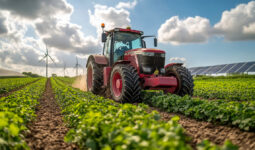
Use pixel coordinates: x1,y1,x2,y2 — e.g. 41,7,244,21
86,59,104,94
110,64,141,103
165,65,194,96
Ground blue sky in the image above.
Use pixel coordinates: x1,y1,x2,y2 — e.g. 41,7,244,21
68,0,255,67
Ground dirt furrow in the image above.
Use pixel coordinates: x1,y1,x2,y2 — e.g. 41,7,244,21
151,107,255,150
25,79,77,150
0,79,40,98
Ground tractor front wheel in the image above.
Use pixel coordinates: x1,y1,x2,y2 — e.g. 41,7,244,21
110,64,141,103
165,65,194,96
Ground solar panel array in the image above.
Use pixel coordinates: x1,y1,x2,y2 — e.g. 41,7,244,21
189,61,255,75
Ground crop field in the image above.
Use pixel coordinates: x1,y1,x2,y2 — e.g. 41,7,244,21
0,76,255,150
0,78,39,95
193,75,255,101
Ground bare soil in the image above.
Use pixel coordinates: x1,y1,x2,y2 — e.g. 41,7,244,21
0,79,39,98
149,107,255,150
25,79,77,150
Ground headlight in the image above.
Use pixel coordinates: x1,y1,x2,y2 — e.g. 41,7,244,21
142,52,154,56
160,53,165,57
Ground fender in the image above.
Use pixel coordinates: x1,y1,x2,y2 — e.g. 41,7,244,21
164,63,183,69
112,60,131,67
86,55,108,67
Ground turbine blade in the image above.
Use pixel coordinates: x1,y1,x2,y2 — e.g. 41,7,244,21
48,55,57,66
38,55,47,63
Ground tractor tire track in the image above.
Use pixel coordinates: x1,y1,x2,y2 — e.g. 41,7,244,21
25,79,77,150
0,79,40,98
149,107,255,150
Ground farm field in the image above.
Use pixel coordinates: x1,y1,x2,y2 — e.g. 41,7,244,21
2,0,255,150
0,76,255,149
193,75,255,101
0,78,39,96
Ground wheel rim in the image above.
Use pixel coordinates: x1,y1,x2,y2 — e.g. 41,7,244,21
87,65,93,91
112,71,122,97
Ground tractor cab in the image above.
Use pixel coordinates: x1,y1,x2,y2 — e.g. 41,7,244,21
86,24,194,103
102,27,157,65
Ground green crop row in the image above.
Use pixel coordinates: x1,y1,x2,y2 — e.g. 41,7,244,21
56,77,76,85
194,74,255,80
0,77,39,95
52,78,237,150
0,78,46,149
142,91,255,131
194,77,255,101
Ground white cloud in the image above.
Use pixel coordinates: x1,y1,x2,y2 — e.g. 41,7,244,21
243,22,255,34
0,0,101,76
158,1,255,45
158,16,211,45
170,57,186,62
0,38,87,77
116,0,137,9
214,1,255,41
0,0,137,76
88,4,131,36
0,38,45,67
0,0,73,20
35,18,100,54
169,57,186,66
0,15,8,35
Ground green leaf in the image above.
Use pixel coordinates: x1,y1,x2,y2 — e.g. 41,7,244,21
9,123,19,136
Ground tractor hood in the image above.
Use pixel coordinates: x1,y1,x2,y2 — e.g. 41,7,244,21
125,48,166,75
125,48,165,55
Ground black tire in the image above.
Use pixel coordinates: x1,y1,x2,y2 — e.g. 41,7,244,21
86,58,104,94
110,64,141,103
165,65,194,96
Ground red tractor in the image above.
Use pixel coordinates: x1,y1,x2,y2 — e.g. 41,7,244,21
86,24,193,102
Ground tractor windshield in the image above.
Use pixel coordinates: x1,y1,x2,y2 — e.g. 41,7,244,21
113,32,142,62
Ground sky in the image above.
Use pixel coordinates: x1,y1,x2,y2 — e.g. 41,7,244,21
0,0,254,76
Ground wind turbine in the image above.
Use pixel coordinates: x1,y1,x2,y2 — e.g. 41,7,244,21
74,57,82,77
39,45,56,78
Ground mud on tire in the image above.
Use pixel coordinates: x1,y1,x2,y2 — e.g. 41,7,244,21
165,65,194,96
110,64,141,103
86,58,104,95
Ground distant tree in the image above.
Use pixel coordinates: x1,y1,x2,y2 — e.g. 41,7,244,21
22,72,41,77
52,73,57,77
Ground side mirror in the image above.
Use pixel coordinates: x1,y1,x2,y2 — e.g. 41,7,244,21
102,33,107,42
154,38,157,47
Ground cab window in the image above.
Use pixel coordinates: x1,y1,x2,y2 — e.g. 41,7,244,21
104,35,111,58
113,32,142,62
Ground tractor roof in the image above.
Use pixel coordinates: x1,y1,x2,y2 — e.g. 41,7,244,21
106,28,143,35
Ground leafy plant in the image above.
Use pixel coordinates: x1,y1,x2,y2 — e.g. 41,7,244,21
194,77,255,101
53,77,237,150
0,78,39,94
52,78,192,149
142,91,255,131
0,78,46,149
